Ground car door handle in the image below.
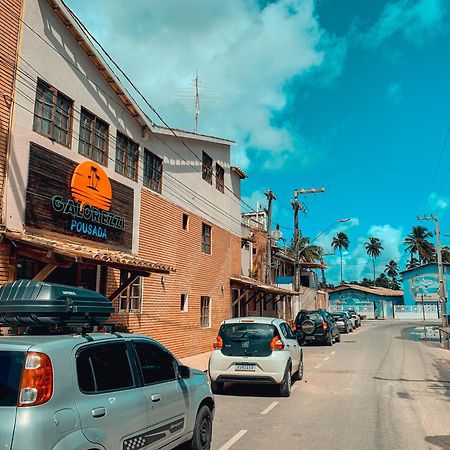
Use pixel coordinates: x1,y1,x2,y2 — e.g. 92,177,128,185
92,407,106,418
151,394,161,402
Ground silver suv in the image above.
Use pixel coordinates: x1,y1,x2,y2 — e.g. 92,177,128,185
0,281,214,450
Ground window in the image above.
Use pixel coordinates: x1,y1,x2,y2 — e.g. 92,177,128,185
78,107,109,165
143,149,163,193
202,151,213,184
202,223,211,254
119,270,142,312
76,343,134,393
134,341,176,385
33,79,73,147
0,351,25,406
200,296,211,328
215,163,224,193
115,132,139,180
182,213,189,231
181,293,189,312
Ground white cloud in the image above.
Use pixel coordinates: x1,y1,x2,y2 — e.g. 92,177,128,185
363,0,448,48
427,192,449,212
386,81,403,105
68,0,347,170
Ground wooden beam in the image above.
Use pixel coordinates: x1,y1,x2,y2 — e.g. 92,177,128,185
108,272,140,302
33,264,58,282
231,288,249,307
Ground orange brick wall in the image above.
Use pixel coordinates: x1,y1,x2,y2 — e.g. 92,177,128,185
0,0,22,221
110,188,241,358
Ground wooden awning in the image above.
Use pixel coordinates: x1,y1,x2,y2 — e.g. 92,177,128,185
230,276,299,296
2,231,175,275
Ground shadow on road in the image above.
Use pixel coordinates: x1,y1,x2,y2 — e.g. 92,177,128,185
425,435,450,449
214,380,303,398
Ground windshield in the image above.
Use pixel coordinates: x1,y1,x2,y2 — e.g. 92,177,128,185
0,351,25,407
219,323,278,357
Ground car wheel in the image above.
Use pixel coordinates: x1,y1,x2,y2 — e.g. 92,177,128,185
189,405,213,450
350,326,353,333
326,332,333,346
210,380,223,394
279,365,292,397
335,332,341,343
292,358,303,381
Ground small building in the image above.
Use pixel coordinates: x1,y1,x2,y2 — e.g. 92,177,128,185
400,263,450,315
329,284,404,319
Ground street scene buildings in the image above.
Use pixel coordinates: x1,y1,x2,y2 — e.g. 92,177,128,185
0,1,450,449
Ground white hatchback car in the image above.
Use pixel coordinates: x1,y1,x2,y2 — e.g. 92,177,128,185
208,317,303,397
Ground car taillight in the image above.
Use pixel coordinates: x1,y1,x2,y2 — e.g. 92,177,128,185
213,336,223,349
292,323,297,331
322,321,328,330
270,336,285,350
18,352,53,407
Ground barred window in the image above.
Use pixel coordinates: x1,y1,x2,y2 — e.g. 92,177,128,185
33,79,73,147
200,296,211,328
202,223,211,254
143,149,163,193
119,271,142,312
78,108,109,165
215,163,224,193
202,151,213,184
115,132,139,180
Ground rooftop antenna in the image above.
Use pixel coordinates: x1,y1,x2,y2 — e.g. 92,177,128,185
194,69,200,133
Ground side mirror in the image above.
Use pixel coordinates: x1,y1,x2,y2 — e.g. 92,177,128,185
178,365,191,379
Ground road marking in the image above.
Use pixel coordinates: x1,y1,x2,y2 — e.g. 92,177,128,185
331,351,336,355
261,401,279,415
324,356,330,361
315,363,322,369
219,430,248,450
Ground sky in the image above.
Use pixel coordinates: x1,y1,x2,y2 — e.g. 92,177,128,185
65,0,450,284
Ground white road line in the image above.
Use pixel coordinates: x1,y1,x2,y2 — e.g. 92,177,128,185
314,363,322,369
218,430,248,450
331,351,336,355
324,356,330,361
260,401,279,415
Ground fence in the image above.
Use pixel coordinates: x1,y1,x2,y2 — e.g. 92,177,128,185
393,304,439,320
329,303,375,319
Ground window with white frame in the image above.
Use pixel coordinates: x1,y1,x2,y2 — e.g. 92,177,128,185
181,293,189,312
202,223,212,254
200,296,210,328
119,270,142,312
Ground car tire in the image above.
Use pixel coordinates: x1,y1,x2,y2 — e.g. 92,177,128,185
292,357,303,381
335,332,341,343
210,380,223,394
189,405,213,450
349,327,353,333
326,332,333,346
279,365,292,397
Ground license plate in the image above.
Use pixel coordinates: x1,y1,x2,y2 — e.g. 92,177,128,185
235,363,256,371
305,336,315,340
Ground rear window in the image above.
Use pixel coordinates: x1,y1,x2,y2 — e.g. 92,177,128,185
219,323,277,357
0,351,25,406
296,312,323,323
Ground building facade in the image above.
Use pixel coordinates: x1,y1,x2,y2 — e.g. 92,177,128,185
0,0,243,357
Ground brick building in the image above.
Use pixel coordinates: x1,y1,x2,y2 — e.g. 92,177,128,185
0,0,244,357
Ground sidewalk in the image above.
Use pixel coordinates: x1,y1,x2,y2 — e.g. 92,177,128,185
179,351,211,372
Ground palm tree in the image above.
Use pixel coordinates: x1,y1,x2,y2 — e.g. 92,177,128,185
331,232,350,284
404,226,433,265
384,260,399,290
406,256,419,270
365,237,383,287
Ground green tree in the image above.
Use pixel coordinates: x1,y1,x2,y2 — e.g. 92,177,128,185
384,260,400,289
365,237,383,287
404,226,433,265
375,273,390,288
406,257,420,270
331,232,350,284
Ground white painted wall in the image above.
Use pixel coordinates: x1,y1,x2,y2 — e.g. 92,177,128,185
6,0,242,254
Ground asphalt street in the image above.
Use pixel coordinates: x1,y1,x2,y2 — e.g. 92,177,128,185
209,320,450,450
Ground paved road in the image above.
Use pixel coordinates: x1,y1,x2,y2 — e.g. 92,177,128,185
210,320,450,450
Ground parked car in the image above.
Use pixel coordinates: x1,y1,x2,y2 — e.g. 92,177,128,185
331,312,353,333
0,280,214,450
342,310,356,329
294,310,340,346
209,317,303,397
347,309,362,327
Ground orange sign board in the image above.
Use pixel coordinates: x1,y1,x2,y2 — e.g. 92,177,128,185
70,161,112,211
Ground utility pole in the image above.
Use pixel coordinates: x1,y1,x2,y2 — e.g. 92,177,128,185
291,187,325,294
265,190,276,285
418,215,449,349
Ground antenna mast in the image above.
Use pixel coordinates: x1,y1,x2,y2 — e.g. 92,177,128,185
194,69,200,133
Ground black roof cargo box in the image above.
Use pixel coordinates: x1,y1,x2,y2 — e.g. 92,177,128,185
0,280,115,326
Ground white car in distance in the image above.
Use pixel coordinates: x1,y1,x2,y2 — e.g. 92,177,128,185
208,317,303,397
